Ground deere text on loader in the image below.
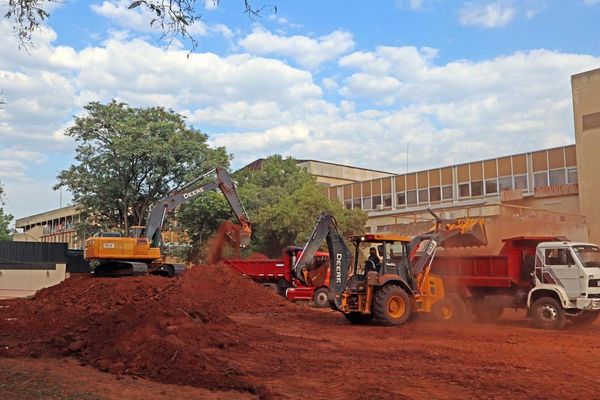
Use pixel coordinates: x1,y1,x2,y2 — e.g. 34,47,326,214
84,167,251,277
292,211,487,325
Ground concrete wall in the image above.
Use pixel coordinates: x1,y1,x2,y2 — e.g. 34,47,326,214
0,264,68,299
572,68,600,244
297,160,394,186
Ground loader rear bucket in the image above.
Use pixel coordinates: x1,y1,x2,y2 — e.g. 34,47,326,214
439,218,487,248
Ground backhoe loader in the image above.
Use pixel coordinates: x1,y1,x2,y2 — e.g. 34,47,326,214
84,167,251,277
292,211,487,325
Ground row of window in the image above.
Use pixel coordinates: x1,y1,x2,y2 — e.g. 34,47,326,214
342,167,578,211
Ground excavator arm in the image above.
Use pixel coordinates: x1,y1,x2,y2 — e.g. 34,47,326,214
292,212,352,296
145,167,251,248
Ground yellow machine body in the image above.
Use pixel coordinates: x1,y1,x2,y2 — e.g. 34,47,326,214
84,237,162,262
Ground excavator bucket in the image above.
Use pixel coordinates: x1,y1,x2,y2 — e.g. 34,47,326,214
438,218,487,248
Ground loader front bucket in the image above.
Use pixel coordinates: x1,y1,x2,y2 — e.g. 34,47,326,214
438,218,487,248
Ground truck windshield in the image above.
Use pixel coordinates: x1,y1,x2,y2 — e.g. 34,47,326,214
573,245,600,268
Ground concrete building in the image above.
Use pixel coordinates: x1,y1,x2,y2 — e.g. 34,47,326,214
13,205,82,249
572,67,600,244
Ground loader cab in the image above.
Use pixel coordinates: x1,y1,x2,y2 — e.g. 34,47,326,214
350,234,412,281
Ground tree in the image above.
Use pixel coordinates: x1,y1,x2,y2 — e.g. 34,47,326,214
178,155,367,257
0,180,14,241
5,0,276,50
55,100,229,237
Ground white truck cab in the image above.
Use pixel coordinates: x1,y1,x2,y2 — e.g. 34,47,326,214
527,241,600,329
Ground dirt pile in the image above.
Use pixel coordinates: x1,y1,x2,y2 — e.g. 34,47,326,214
0,264,300,397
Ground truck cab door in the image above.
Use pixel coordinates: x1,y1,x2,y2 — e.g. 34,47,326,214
542,247,582,300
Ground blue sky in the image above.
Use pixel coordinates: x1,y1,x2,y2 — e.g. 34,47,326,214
1,0,599,219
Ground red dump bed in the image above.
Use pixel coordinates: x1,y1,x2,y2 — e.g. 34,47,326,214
225,257,292,282
430,236,559,289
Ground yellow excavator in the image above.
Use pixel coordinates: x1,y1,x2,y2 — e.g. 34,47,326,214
84,167,251,277
292,210,487,325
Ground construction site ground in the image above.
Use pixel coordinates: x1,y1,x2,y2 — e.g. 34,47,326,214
1,266,599,400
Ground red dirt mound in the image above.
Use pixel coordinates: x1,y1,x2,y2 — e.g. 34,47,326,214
0,264,300,398
246,253,270,260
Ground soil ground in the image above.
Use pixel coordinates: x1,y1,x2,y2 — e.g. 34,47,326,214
1,268,599,399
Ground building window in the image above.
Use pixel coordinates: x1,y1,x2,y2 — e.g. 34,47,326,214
485,179,498,195
429,187,441,202
534,172,548,188
418,189,429,203
567,168,578,184
372,195,382,209
363,197,372,210
396,192,406,207
514,174,528,191
383,194,392,208
471,181,483,197
407,190,417,206
352,198,361,209
344,200,352,209
442,185,453,200
459,183,470,198
498,176,513,192
549,169,566,186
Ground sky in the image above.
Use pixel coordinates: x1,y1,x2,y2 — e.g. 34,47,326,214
1,0,600,220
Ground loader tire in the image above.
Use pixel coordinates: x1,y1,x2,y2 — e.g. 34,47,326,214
344,312,373,325
432,294,467,322
312,287,329,308
372,285,412,326
531,297,566,330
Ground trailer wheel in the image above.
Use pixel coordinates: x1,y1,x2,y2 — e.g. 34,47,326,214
312,287,329,308
531,297,566,330
344,312,373,324
571,311,600,325
372,285,412,326
472,301,503,323
432,294,467,322
262,283,281,295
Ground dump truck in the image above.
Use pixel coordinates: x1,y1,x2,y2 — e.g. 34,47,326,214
223,246,331,307
426,236,600,329
84,167,251,277
292,211,487,325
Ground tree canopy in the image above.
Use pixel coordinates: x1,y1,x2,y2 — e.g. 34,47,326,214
0,181,14,241
55,100,229,237
5,0,275,50
178,155,367,257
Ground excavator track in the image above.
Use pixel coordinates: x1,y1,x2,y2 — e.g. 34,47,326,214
93,261,149,277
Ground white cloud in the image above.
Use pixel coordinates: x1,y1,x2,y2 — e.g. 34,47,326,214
238,28,355,69
583,0,600,5
459,2,516,28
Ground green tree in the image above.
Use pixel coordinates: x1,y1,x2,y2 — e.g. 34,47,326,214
55,100,229,236
178,155,367,257
0,180,14,240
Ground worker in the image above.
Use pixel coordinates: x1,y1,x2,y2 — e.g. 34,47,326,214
365,247,381,273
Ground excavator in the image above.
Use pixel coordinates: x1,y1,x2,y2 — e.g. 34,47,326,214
84,167,251,277
292,210,487,325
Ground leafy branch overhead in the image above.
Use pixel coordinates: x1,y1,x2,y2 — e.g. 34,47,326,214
5,0,276,50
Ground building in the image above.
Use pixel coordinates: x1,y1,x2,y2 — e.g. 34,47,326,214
13,205,82,249
572,68,600,244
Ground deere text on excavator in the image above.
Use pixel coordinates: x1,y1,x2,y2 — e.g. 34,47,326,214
84,167,251,277
292,211,487,325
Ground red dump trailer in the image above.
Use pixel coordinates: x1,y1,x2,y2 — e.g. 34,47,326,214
430,237,557,321
224,246,331,307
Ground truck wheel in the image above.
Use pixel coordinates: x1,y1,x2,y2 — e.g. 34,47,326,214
372,285,412,326
531,297,566,330
472,301,503,323
432,294,467,322
572,311,600,325
262,283,281,295
312,287,329,308
344,312,373,324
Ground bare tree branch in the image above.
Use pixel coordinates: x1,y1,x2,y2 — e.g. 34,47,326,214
4,0,57,50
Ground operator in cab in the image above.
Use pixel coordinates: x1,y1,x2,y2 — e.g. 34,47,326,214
365,247,381,273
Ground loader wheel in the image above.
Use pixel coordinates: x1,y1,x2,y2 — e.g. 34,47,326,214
312,287,329,308
571,311,600,325
373,285,412,326
431,294,467,322
344,312,373,325
531,297,566,330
